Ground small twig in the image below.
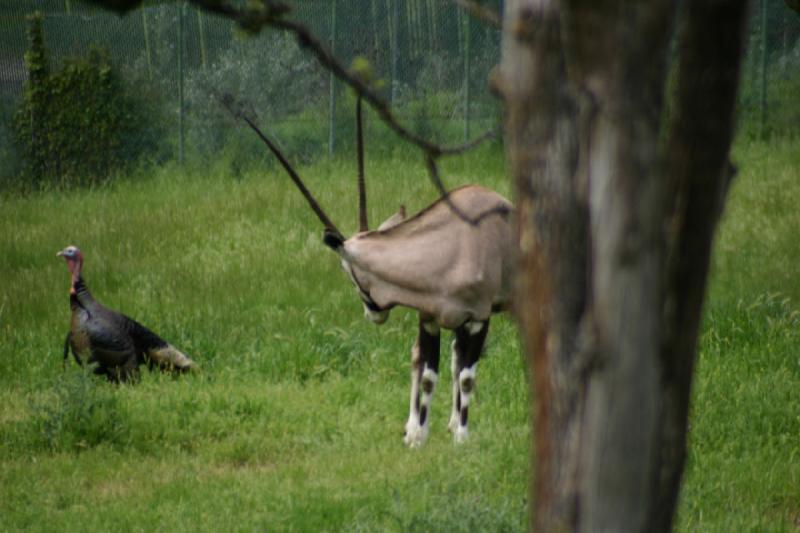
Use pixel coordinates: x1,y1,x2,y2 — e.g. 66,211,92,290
424,155,474,225
425,156,509,226
424,155,511,227
268,16,498,158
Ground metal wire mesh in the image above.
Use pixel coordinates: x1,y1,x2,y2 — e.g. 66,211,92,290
0,0,798,174
0,0,503,170
740,0,800,138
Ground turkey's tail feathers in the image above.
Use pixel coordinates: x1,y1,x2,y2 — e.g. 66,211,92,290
146,344,198,373
128,318,198,373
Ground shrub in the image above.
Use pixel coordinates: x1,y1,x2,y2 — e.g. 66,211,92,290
12,13,163,189
185,30,327,163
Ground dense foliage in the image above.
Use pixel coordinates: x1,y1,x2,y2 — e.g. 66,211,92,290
12,13,163,189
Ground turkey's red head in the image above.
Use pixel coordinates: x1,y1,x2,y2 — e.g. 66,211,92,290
57,245,83,292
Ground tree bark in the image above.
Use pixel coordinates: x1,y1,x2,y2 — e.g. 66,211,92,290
500,0,750,531
500,1,586,530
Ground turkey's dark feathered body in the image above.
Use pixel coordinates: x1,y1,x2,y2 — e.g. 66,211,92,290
66,276,192,382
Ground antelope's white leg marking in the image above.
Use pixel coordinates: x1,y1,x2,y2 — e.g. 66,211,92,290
405,339,423,446
405,320,441,448
449,320,488,444
455,365,477,443
465,320,485,335
417,367,439,445
421,367,439,410
405,366,438,447
448,339,460,433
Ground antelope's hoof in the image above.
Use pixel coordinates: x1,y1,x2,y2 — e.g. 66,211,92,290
403,421,428,448
447,415,459,434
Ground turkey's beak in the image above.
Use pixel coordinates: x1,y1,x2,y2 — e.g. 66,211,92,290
56,250,65,257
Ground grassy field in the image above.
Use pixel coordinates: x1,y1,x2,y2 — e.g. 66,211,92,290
0,139,798,531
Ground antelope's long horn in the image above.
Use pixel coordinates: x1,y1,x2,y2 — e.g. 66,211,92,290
239,114,344,241
356,96,368,232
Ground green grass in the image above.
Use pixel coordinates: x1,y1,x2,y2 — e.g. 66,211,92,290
1,139,799,531
0,144,528,531
677,138,800,532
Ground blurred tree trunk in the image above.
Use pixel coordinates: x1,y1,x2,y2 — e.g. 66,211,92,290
499,0,750,531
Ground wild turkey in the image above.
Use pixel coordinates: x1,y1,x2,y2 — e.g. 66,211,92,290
57,245,197,382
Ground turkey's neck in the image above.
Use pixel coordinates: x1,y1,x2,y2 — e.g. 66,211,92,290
68,261,79,295
70,276,94,309
68,259,91,304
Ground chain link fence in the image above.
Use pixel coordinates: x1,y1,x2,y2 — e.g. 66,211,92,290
0,0,502,176
740,0,800,138
0,0,798,178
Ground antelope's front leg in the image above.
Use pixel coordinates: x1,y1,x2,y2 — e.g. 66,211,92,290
404,319,440,448
448,320,488,443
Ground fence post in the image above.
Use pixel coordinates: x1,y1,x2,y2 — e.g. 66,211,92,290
178,1,185,165
142,8,153,80
329,0,337,157
198,9,208,72
463,11,471,143
759,0,768,137
390,0,399,105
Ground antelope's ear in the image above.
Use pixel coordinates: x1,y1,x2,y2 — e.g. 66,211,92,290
377,205,406,232
323,229,344,250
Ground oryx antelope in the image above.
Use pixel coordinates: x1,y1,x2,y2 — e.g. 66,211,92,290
238,100,513,446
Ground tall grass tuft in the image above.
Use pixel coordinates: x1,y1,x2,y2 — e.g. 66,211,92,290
35,369,129,452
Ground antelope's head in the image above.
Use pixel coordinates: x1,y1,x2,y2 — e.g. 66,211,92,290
324,204,407,325
240,96,402,324
320,98,409,324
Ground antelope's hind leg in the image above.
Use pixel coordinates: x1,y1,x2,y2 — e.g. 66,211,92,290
448,320,489,443
404,319,440,448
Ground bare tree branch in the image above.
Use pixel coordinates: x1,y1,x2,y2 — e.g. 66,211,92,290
265,16,498,159
425,155,511,226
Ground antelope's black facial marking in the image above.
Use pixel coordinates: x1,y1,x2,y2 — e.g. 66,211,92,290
362,296,383,313
323,230,344,250
339,258,392,324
